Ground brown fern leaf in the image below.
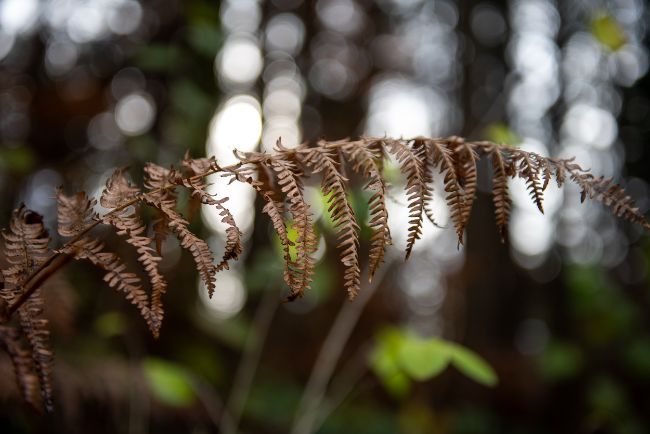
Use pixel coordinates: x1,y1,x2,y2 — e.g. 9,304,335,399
17,290,54,411
57,189,156,330
552,157,569,188
227,161,296,291
143,163,218,297
561,161,650,230
429,140,465,245
181,178,243,272
0,325,41,410
100,168,140,209
103,214,165,335
143,163,176,255
302,144,361,299
537,155,553,192
180,155,220,221
417,139,439,228
382,138,428,259
451,137,479,239
56,190,97,237
514,150,545,213
97,172,166,336
489,146,512,242
60,237,151,321
2,206,51,298
1,206,54,411
268,143,317,300
341,139,391,282
180,156,243,271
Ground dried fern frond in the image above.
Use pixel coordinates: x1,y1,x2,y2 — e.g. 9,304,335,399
98,171,167,334
226,160,296,291
514,149,545,213
1,135,648,412
182,178,243,272
17,289,54,411
2,206,51,297
383,138,429,259
56,190,97,237
559,160,650,229
341,139,391,282
452,137,479,238
302,143,361,299
428,139,465,244
60,237,151,328
1,206,54,411
0,325,41,409
144,163,218,297
264,140,318,300
488,145,512,241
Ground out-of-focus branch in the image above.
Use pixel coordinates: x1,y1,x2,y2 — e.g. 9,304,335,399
219,286,281,434
290,263,391,434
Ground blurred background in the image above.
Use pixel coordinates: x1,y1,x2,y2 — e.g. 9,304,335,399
1,0,650,433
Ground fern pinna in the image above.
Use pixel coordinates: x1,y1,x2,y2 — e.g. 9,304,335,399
0,136,648,411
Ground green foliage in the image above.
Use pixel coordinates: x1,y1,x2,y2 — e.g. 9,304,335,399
447,343,498,387
484,123,520,147
369,327,498,397
590,13,627,51
143,357,195,407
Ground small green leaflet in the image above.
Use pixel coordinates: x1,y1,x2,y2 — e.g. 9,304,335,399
369,327,498,396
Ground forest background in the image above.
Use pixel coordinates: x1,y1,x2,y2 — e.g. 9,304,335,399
1,0,650,433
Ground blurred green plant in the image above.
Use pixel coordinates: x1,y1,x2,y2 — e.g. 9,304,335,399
369,327,498,398
590,12,627,51
484,123,520,147
143,357,196,407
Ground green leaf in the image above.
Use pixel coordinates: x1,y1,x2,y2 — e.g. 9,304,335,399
590,13,627,51
143,358,195,407
369,327,411,398
397,337,450,381
449,344,498,387
484,123,520,147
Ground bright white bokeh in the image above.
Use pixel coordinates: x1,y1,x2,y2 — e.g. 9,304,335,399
0,0,39,35
220,0,261,34
262,116,301,150
67,5,106,43
561,103,617,149
206,95,262,165
365,78,445,138
114,92,156,136
510,209,554,257
203,95,261,236
107,0,142,35
265,13,305,55
198,270,246,320
217,36,263,87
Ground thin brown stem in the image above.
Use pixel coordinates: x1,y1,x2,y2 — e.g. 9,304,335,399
289,262,391,434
